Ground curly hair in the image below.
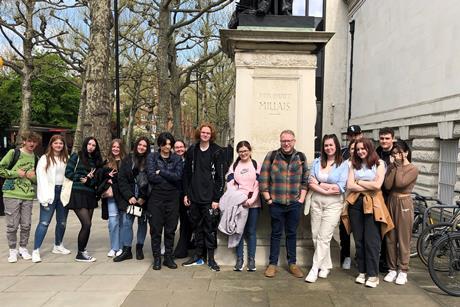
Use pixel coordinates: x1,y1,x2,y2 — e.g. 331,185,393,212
194,123,216,142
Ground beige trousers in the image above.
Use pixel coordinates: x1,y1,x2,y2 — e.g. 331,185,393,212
4,198,33,249
310,193,343,270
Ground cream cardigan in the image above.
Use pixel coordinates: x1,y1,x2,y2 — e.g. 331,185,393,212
36,155,67,205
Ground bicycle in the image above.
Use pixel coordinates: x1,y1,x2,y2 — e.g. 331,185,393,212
417,199,460,266
428,230,460,296
410,192,437,257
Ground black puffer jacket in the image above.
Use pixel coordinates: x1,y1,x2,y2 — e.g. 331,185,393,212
146,152,183,191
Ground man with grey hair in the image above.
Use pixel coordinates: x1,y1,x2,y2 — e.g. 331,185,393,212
259,130,308,278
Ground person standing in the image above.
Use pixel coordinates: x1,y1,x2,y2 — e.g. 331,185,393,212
376,127,395,273
226,141,261,272
182,123,226,272
33,135,71,263
305,134,348,282
146,132,183,270
259,130,308,278
383,140,419,285
173,140,192,259
340,125,363,269
98,139,126,258
114,137,150,262
0,132,41,263
342,138,393,288
65,137,103,262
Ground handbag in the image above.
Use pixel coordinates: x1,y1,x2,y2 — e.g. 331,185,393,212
101,186,113,198
61,156,79,206
127,204,143,217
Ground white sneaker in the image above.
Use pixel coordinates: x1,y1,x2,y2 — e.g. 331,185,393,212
18,247,32,260
384,270,398,283
8,249,18,263
395,272,408,285
32,249,41,263
115,249,122,257
342,257,351,270
52,244,71,255
318,269,330,279
365,277,379,288
355,273,366,284
107,250,116,257
305,267,319,283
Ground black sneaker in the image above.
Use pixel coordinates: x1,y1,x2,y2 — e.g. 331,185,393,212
75,251,96,263
182,255,205,267
208,259,220,272
233,258,243,271
247,257,256,272
163,256,178,269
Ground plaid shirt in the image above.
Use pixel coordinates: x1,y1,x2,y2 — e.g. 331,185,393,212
259,149,308,205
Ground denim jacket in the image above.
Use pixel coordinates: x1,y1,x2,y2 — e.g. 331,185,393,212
310,158,349,193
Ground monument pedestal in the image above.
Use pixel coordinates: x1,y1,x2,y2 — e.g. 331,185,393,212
217,28,334,266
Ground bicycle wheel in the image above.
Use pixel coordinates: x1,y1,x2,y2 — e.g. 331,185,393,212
410,215,423,257
428,232,460,297
417,222,454,266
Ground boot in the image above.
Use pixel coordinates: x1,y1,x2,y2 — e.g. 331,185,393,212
163,255,178,269
152,256,161,270
113,246,133,262
136,244,144,260
207,249,220,272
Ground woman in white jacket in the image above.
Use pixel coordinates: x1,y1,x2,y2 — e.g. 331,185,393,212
32,135,70,262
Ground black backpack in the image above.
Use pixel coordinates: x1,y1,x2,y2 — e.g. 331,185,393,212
1,148,39,175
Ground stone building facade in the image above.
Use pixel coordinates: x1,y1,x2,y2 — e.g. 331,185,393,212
321,0,460,203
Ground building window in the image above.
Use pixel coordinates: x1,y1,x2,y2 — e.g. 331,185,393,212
438,139,459,205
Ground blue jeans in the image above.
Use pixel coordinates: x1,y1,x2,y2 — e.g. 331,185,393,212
236,207,260,259
107,198,122,251
120,211,148,247
269,202,301,265
34,186,69,250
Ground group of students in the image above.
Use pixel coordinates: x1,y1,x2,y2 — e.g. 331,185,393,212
305,125,419,288
0,124,419,288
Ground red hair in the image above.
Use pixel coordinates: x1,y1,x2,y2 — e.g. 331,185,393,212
352,138,380,170
194,123,216,142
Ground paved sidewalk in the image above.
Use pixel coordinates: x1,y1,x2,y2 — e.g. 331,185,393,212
0,203,457,306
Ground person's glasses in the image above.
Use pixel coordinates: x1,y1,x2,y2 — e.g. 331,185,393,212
280,139,294,144
391,151,402,157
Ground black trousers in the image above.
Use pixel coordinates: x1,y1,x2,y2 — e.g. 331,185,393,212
148,190,179,257
174,194,193,258
348,196,381,277
339,220,351,263
189,201,219,256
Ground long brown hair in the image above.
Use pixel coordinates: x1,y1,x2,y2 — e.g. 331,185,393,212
320,134,342,168
352,138,380,170
107,139,126,170
45,135,69,171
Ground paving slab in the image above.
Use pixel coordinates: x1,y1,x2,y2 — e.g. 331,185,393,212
0,262,34,276
0,276,20,291
122,289,172,307
44,291,129,307
0,291,57,307
82,261,150,275
5,275,90,292
77,275,143,291
215,291,269,307
19,262,91,276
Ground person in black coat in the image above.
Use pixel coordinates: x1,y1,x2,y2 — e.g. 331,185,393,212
113,137,150,262
182,124,226,272
146,132,183,270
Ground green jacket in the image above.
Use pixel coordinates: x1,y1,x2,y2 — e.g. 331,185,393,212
0,149,37,200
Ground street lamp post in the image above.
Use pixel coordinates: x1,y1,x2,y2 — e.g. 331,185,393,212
114,0,121,138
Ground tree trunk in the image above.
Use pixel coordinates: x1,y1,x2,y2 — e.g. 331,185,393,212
125,103,135,152
72,77,87,153
82,0,113,156
17,0,36,143
156,0,172,134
